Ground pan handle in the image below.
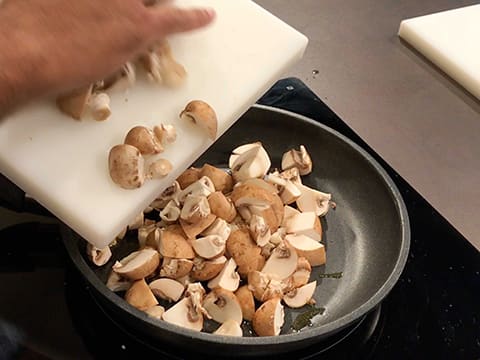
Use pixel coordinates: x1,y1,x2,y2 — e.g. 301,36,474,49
0,173,53,217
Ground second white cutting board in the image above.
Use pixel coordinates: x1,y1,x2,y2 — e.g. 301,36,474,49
0,0,308,249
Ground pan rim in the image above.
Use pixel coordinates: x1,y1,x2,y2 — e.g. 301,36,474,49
63,104,410,348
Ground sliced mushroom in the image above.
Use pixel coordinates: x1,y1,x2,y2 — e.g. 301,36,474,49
108,144,145,189
162,297,203,331
148,158,173,179
158,228,195,259
86,243,112,266
56,84,93,120
192,234,226,259
180,100,218,140
125,279,159,311
203,288,243,325
145,305,165,320
230,145,271,183
247,271,285,302
285,234,326,266
281,145,313,176
149,278,185,302
283,281,317,308
208,258,240,292
252,297,284,336
88,92,111,121
284,211,322,242
213,319,243,337
179,213,216,240
112,247,160,281
185,282,211,320
249,214,271,247
191,256,227,281
124,125,163,155
295,184,333,217
261,240,298,280
180,195,211,223
106,271,132,292
176,167,201,190
201,218,232,242
226,228,265,278
153,124,177,145
235,285,255,321
208,191,237,222
199,164,233,193
160,257,194,279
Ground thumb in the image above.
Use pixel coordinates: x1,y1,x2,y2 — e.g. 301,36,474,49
150,6,216,36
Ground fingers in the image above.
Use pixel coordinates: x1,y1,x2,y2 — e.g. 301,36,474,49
149,6,216,36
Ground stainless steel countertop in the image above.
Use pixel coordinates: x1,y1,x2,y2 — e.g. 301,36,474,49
256,0,480,251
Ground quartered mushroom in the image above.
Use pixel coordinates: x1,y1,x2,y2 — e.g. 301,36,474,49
108,144,145,189
199,164,233,193
230,144,271,183
191,256,227,281
283,281,317,308
252,297,284,337
285,234,326,266
86,243,112,266
180,214,217,240
295,184,333,217
160,258,194,279
228,142,263,169
201,218,232,243
158,228,195,259
249,214,271,247
208,191,237,222
112,247,160,281
153,124,177,145
178,176,216,203
148,158,173,179
208,258,240,292
180,195,211,223
180,100,218,140
106,271,132,292
124,125,164,155
149,278,185,302
279,167,303,185
56,84,93,120
125,279,159,311
213,319,243,337
192,234,226,259
145,305,165,320
279,180,302,205
203,288,243,325
137,222,157,248
261,240,298,280
283,211,323,242
176,167,201,190
226,228,265,278
162,297,203,331
281,145,313,176
248,271,284,302
235,285,256,321
159,200,181,222
284,257,312,290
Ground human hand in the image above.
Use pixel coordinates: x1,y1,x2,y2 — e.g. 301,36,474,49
0,0,215,110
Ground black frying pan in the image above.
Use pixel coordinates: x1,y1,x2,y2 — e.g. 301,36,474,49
60,105,410,357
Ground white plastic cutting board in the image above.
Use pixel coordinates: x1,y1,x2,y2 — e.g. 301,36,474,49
0,0,308,249
398,4,480,100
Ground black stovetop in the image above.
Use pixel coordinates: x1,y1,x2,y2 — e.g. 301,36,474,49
1,78,479,360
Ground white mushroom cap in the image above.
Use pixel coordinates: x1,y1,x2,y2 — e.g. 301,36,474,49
192,234,226,259
283,281,317,308
231,145,271,183
261,240,298,280
283,211,322,242
213,319,243,337
295,184,333,217
285,234,326,266
208,258,240,292
162,297,203,332
149,278,185,302
281,145,313,176
112,247,160,281
203,288,243,325
252,297,284,336
180,100,218,140
108,144,145,189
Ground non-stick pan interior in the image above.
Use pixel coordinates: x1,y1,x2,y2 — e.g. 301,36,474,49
63,105,409,353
